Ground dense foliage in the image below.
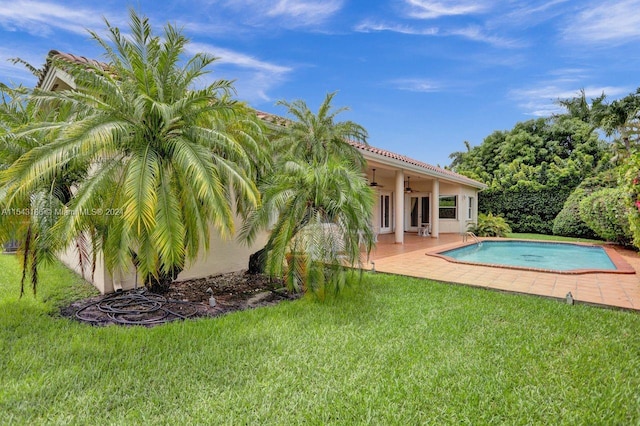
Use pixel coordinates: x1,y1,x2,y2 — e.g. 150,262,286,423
478,187,572,234
621,151,640,248
0,10,268,293
449,87,640,244
552,171,618,239
467,213,511,237
579,188,632,245
241,93,375,297
449,116,607,190
449,108,611,234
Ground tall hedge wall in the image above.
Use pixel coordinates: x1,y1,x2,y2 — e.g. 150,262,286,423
478,187,573,234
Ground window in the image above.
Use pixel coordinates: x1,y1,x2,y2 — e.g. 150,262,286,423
467,196,474,220
439,195,457,219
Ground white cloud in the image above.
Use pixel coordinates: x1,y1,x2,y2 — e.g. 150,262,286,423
354,20,439,36
0,0,105,37
354,20,518,48
494,0,569,28
185,42,292,103
391,78,442,93
267,0,342,23
218,0,343,28
187,43,291,74
403,0,492,19
448,25,523,48
563,0,640,44
511,80,630,117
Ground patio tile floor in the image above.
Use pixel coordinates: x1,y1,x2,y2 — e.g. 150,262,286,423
368,233,640,311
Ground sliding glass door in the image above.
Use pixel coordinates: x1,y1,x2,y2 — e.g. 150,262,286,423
405,194,430,232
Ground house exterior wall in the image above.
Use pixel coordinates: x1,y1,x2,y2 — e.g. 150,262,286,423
371,177,481,237
437,182,478,234
177,217,269,281
58,242,138,294
58,215,269,294
58,244,105,291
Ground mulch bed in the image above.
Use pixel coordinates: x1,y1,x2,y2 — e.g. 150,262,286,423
61,271,299,327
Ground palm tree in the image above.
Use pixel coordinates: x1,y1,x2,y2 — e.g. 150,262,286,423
0,80,94,296
1,10,267,293
242,93,375,296
448,140,471,170
273,92,368,168
556,89,607,127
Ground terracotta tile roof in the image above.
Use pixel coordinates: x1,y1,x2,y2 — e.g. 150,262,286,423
37,50,110,88
254,111,485,188
255,110,290,127
349,141,486,188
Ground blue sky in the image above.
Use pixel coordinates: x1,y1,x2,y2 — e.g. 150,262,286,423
1,0,639,167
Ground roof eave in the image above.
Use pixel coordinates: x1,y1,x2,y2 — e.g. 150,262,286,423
362,150,487,189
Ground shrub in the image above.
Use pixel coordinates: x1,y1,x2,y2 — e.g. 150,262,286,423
468,213,512,237
579,188,632,245
552,171,618,239
621,152,640,249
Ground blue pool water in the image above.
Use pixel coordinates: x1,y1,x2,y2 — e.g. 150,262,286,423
440,241,616,271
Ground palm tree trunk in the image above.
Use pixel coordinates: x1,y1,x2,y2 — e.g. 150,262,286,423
146,266,182,294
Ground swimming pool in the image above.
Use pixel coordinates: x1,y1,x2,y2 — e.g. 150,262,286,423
433,240,631,274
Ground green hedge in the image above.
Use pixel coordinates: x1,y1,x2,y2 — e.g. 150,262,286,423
478,187,572,234
579,188,632,245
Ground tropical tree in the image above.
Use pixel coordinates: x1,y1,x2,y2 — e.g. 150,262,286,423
0,79,96,296
447,140,471,170
273,92,368,168
600,89,640,165
0,9,267,293
555,88,607,128
241,93,375,297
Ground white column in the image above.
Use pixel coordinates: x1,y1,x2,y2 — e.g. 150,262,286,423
395,170,404,244
432,179,439,238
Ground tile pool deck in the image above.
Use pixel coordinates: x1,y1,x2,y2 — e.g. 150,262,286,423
368,233,640,311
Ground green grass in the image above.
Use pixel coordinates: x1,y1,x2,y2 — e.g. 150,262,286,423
2,255,640,424
508,233,606,244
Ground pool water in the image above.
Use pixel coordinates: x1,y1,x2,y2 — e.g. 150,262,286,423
440,241,616,271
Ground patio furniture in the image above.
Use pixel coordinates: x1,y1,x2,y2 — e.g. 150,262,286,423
418,224,430,237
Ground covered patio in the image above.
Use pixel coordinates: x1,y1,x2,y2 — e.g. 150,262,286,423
367,233,640,311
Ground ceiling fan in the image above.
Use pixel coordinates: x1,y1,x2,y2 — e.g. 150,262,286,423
369,168,383,188
405,176,413,193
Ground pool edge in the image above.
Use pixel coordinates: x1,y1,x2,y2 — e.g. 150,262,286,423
426,239,636,275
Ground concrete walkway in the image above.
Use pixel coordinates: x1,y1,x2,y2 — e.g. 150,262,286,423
368,233,640,311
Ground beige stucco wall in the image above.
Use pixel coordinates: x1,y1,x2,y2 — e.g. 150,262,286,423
58,214,269,294
58,242,114,293
58,241,137,294
370,177,481,236
177,217,269,281
432,182,480,234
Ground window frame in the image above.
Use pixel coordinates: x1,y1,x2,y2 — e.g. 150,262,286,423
438,195,457,220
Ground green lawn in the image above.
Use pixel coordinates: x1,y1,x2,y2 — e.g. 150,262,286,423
1,254,639,424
